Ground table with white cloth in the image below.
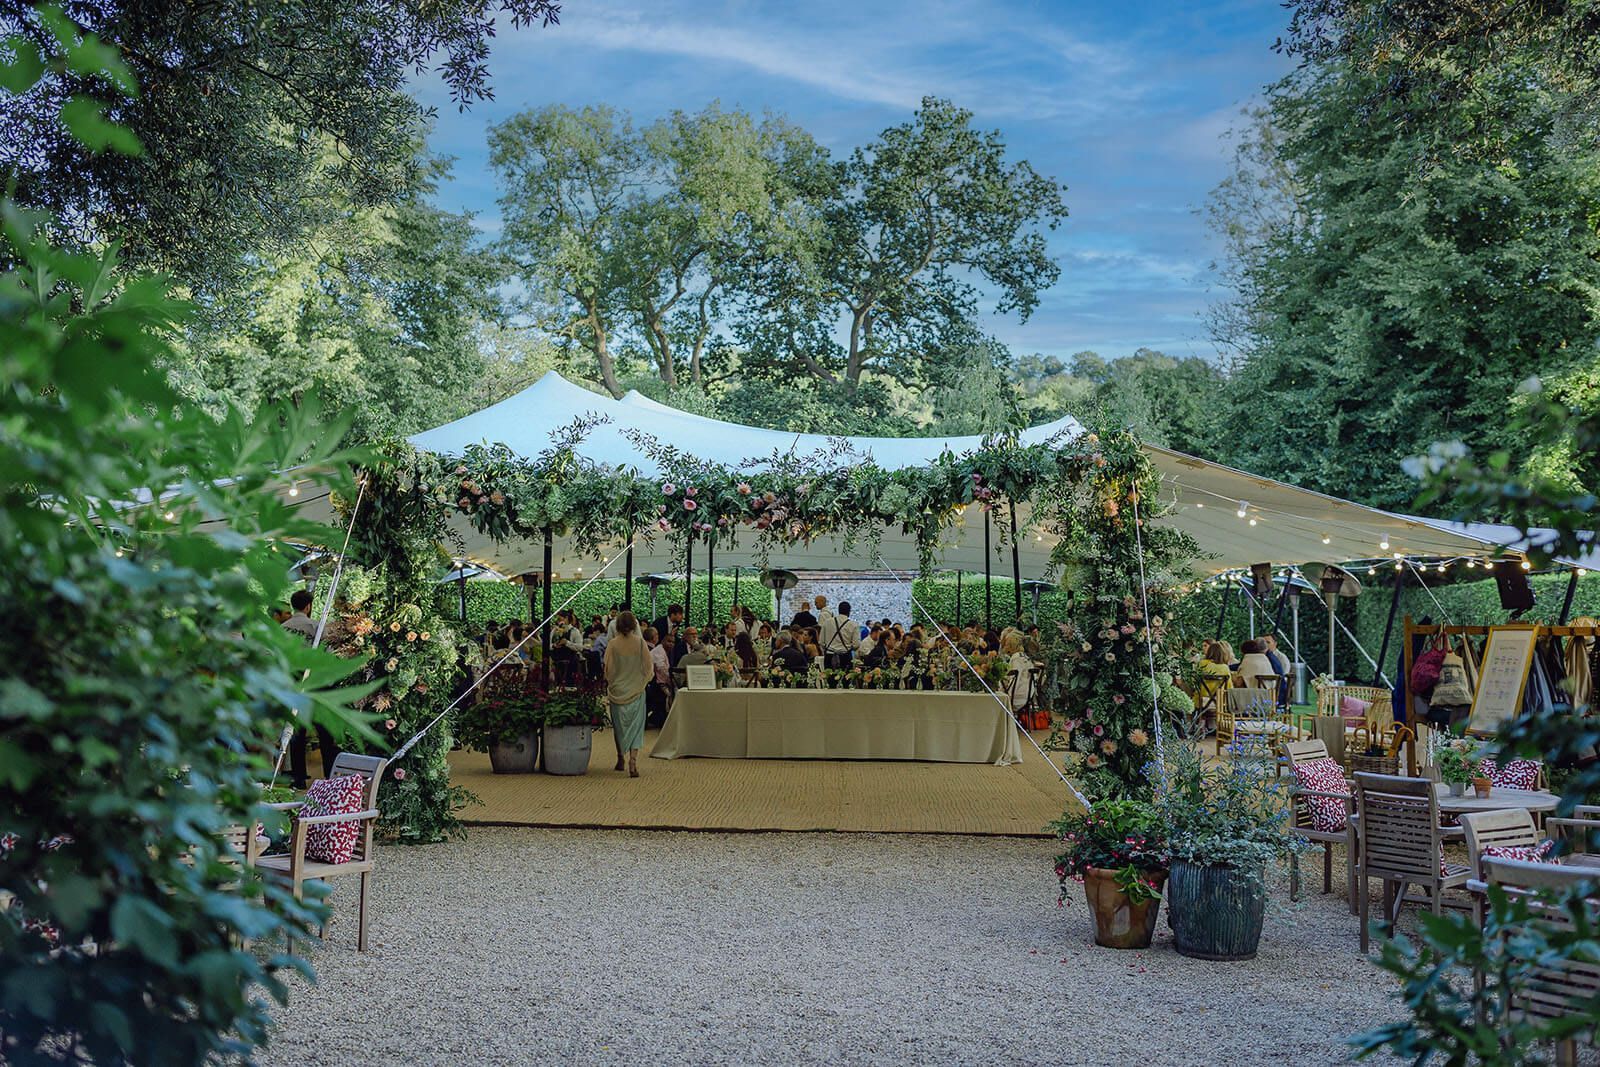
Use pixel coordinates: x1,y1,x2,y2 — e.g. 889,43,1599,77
650,689,1023,765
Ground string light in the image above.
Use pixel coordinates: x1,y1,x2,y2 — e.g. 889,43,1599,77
1367,566,1376,575
1394,562,1403,571
1320,533,1331,545
1436,563,1446,573
1248,518,1258,526
163,510,175,521
1195,501,1204,509
1521,559,1532,571
1466,559,1476,569
1579,568,1589,578
1393,552,1403,559
114,548,124,558
288,481,300,498
1236,501,1249,518
1379,538,1390,550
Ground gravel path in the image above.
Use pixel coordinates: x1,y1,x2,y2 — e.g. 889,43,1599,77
259,829,1404,1066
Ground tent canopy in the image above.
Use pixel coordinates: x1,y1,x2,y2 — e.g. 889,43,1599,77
274,371,1538,583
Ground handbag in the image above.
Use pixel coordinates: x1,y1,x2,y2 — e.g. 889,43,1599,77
1410,634,1446,696
1430,646,1473,707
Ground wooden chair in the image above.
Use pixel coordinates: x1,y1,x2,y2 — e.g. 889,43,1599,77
1354,772,1471,953
1216,688,1291,756
1459,809,1542,879
1547,806,1600,871
218,823,264,870
1284,739,1357,906
1471,857,1600,1066
258,752,387,952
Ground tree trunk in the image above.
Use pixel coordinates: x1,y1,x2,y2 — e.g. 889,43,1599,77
589,309,623,398
844,306,867,388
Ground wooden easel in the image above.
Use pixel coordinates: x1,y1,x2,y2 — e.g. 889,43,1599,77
1401,616,1600,773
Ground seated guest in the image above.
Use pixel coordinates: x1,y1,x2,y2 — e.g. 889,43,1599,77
1235,638,1278,692
803,639,822,660
1024,625,1043,659
900,638,933,689
1193,640,1232,707
728,605,749,636
863,630,897,668
678,636,711,668
859,624,883,658
1003,632,1035,712
673,626,699,666
1262,634,1291,706
733,632,758,673
753,622,774,663
790,598,818,631
723,620,740,647
771,632,810,674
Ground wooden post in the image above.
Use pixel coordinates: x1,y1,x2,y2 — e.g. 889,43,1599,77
1373,568,1405,687
541,528,553,685
984,509,993,632
624,541,634,611
705,537,715,629
1008,500,1022,625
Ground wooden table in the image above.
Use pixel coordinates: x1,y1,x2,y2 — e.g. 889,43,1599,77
1434,783,1560,816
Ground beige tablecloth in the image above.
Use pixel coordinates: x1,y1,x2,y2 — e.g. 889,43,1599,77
650,689,1023,765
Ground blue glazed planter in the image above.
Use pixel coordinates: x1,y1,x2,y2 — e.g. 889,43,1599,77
1168,860,1266,961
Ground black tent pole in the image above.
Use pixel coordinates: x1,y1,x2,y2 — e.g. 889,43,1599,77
984,509,993,632
1373,568,1405,687
705,537,715,629
624,541,634,612
684,528,694,627
1008,500,1022,625
1214,579,1228,639
541,528,553,686
1560,568,1580,625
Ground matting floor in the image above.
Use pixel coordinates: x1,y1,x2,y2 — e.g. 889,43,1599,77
450,728,1073,836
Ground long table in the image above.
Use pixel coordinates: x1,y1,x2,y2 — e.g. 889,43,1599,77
650,689,1023,765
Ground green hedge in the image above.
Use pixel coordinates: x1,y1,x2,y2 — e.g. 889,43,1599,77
435,575,774,631
909,573,1071,629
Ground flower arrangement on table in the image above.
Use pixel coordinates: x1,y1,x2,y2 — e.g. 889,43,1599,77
1434,734,1485,792
1051,798,1168,906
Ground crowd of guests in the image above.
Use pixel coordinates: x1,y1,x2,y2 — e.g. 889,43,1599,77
1190,634,1292,713
475,594,1046,725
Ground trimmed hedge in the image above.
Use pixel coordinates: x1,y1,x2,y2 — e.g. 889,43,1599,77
909,573,1071,629
435,575,774,631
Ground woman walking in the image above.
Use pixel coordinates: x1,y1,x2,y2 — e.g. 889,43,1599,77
603,611,653,778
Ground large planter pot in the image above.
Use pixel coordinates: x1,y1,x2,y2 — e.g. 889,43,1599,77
1168,860,1266,961
542,723,594,775
1084,866,1166,949
487,731,539,774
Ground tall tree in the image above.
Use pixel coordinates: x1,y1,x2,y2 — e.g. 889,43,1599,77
739,97,1068,391
1214,52,1600,509
0,0,560,290
491,103,824,396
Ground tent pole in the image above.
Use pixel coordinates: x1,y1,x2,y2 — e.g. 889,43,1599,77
705,537,715,629
1373,568,1405,687
542,528,553,686
984,510,993,632
1214,581,1228,639
1560,568,1580,624
624,542,634,612
1008,500,1022,625
733,566,740,621
955,570,963,625
457,567,467,623
684,528,694,630
1327,592,1337,683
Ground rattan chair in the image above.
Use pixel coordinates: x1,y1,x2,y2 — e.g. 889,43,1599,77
1284,739,1357,905
1216,688,1291,756
1470,857,1600,1067
1354,771,1471,953
1459,809,1542,880
259,752,387,952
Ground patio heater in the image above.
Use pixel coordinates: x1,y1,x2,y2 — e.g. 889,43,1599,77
641,574,672,623
1302,562,1361,684
1021,579,1055,625
761,568,799,626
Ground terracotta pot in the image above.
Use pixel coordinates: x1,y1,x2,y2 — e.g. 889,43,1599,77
1083,866,1166,949
1472,776,1492,799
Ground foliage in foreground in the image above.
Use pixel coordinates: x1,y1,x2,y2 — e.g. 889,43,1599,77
0,27,378,1064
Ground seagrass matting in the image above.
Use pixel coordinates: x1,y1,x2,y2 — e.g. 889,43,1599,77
449,729,1070,836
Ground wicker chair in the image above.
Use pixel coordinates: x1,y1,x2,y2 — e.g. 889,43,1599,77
1459,809,1543,880
259,752,387,952
1284,739,1357,906
1216,688,1291,756
1354,772,1471,953
1470,857,1600,1067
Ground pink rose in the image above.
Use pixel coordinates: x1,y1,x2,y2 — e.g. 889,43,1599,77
393,768,407,781
1093,725,1104,736
662,482,676,495
385,719,397,730
1111,694,1125,705
685,486,696,496
737,482,751,495
683,499,697,511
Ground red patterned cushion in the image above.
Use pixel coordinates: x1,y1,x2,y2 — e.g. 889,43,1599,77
300,775,366,864
1482,840,1557,865
1291,757,1349,832
1490,758,1540,792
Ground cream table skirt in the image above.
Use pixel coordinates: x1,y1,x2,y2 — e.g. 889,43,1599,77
650,689,1023,765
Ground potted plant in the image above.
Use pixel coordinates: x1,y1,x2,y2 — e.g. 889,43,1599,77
1435,736,1481,797
1051,798,1168,949
539,683,607,775
454,681,543,774
1160,737,1301,961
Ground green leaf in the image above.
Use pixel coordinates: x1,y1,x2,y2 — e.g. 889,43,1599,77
60,95,142,156
0,36,45,94
110,894,179,968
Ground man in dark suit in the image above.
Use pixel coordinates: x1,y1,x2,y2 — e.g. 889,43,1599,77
771,632,810,674
790,598,817,631
652,604,683,643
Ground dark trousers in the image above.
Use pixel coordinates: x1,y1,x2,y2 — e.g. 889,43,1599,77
646,681,670,728
289,723,340,789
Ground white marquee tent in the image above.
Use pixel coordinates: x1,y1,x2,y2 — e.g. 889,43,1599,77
308,371,1534,584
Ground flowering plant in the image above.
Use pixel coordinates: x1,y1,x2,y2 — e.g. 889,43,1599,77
1434,734,1484,785
1051,798,1168,905
1159,735,1302,877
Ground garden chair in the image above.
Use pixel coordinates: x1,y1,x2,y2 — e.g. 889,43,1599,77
1284,739,1357,906
1459,809,1543,880
258,752,387,952
1216,688,1290,756
218,823,264,870
1469,857,1600,1067
1547,806,1600,870
1354,771,1471,953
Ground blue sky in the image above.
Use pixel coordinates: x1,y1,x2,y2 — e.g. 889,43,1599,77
413,0,1293,363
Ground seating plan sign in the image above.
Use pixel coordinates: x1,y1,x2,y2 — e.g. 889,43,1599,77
685,665,718,691
1466,625,1539,735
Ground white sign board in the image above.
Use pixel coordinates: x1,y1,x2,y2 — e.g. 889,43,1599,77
1466,625,1539,735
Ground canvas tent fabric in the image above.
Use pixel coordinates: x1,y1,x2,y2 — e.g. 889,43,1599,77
270,371,1533,581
